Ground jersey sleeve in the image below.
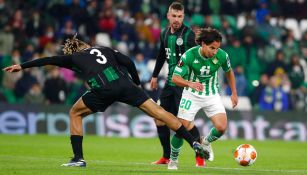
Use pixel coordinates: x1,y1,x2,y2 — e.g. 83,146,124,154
221,53,232,72
152,31,166,78
20,55,73,69
173,52,190,77
186,30,197,48
113,50,141,85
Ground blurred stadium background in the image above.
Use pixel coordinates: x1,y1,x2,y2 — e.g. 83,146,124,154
0,0,307,152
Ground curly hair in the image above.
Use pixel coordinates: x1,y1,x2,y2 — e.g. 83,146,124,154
62,34,90,55
195,27,222,45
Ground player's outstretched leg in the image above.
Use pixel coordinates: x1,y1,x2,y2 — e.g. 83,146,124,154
138,99,207,160
189,126,205,167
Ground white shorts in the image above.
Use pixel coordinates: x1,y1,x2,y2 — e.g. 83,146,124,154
177,90,226,121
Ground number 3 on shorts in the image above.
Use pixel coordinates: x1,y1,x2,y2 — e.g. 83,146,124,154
180,98,192,110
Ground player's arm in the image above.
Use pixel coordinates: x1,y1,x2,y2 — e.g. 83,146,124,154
171,55,203,92
3,55,73,73
225,69,238,108
114,50,141,86
222,53,238,108
187,30,197,48
172,75,203,92
152,36,167,78
172,75,190,87
151,34,166,89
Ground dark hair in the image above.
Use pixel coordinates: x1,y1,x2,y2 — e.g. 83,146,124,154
62,34,90,55
196,28,222,45
169,2,184,11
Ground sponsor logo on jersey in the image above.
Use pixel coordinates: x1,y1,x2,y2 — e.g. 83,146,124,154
193,60,199,64
198,74,211,78
165,48,171,59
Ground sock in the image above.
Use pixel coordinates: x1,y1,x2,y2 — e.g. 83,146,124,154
189,126,200,142
205,127,223,143
70,135,83,159
156,125,170,158
175,125,196,147
189,126,201,157
170,134,183,161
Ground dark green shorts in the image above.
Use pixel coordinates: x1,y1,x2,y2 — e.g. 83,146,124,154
82,79,149,112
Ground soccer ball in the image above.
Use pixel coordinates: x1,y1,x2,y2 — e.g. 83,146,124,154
234,144,257,166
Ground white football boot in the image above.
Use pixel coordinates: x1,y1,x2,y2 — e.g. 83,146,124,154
167,160,178,170
201,136,214,162
61,158,86,167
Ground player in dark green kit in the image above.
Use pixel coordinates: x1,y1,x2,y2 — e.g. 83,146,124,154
150,2,205,166
3,35,205,167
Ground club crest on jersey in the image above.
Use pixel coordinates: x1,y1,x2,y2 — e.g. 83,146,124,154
177,60,184,67
176,37,183,46
212,57,218,64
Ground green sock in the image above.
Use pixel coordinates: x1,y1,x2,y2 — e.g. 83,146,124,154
170,134,184,161
205,127,223,143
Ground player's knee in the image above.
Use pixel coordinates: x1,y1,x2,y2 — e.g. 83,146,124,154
179,119,192,129
216,124,227,134
69,107,79,117
69,108,75,117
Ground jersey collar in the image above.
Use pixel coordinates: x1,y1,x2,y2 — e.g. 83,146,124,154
170,24,186,35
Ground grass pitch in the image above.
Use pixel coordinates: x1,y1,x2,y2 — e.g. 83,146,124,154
0,134,306,175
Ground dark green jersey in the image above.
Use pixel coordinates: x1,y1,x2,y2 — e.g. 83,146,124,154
21,46,141,88
152,25,196,86
173,46,232,96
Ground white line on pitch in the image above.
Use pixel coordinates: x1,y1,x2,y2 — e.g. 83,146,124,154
1,155,307,174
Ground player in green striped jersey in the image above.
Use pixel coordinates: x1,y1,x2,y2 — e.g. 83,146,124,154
150,2,204,166
167,28,238,170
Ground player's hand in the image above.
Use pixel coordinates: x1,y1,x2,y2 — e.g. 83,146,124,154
2,65,22,73
189,82,203,92
150,77,158,90
231,93,238,108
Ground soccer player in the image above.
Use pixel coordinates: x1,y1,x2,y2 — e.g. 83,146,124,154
150,2,205,166
3,35,206,167
167,28,238,170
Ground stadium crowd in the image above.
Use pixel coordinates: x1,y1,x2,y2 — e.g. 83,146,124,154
0,0,307,111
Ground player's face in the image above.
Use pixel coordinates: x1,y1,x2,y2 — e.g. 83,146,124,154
201,41,221,58
167,9,184,31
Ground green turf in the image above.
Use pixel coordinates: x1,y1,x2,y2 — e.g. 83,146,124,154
0,134,306,175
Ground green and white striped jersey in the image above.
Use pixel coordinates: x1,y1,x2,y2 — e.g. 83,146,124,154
173,45,232,97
